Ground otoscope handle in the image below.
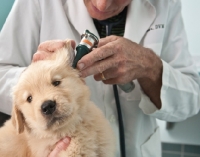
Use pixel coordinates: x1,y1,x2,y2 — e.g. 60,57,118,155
118,82,135,93
72,29,98,69
72,45,89,68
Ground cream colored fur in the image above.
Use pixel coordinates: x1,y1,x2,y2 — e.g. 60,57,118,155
0,41,115,157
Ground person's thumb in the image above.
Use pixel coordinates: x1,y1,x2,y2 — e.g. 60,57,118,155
48,137,71,157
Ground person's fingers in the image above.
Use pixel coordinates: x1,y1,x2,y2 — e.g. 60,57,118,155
94,66,133,85
38,39,75,52
38,40,65,52
77,36,121,71
77,43,117,71
32,51,50,62
48,137,71,157
33,39,76,62
94,72,125,85
98,35,119,47
94,67,119,81
79,54,120,78
102,77,122,85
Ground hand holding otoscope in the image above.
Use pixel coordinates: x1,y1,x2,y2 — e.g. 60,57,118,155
72,30,135,93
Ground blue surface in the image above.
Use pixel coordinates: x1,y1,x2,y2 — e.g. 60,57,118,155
0,0,15,30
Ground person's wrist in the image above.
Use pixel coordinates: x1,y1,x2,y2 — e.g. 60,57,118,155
142,48,163,82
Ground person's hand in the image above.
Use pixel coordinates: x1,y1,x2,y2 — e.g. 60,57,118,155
33,39,75,62
77,35,162,85
48,137,71,157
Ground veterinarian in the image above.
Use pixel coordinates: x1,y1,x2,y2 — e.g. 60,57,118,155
0,0,200,156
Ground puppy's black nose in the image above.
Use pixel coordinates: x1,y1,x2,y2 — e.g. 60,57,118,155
41,100,56,115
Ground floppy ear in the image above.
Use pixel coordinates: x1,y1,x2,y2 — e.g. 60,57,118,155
11,105,24,134
48,40,75,66
55,40,75,66
64,40,75,65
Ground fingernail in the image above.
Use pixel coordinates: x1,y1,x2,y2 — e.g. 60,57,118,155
77,63,84,70
63,137,70,144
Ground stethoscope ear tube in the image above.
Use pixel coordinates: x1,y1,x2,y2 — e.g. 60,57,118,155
104,23,127,157
95,25,128,155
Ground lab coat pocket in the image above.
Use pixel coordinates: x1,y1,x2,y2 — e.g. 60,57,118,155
145,43,162,56
141,127,161,157
142,29,164,56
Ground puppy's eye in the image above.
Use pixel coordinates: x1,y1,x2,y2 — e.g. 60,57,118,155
52,81,61,86
27,96,32,103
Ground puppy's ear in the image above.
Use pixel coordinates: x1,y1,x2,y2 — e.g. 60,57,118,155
11,105,24,134
64,40,75,65
54,40,75,66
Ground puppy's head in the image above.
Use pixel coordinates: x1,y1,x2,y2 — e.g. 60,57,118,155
12,41,90,136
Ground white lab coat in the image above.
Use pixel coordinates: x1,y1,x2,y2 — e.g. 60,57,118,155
0,0,199,156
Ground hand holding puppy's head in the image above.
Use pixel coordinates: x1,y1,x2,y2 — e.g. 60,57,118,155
33,39,75,62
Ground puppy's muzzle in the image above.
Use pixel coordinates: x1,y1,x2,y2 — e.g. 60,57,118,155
41,100,56,115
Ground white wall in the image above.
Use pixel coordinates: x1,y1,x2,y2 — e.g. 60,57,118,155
181,0,200,55
181,0,200,72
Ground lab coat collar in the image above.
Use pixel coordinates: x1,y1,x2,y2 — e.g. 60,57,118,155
65,0,99,38
125,0,156,43
66,0,156,43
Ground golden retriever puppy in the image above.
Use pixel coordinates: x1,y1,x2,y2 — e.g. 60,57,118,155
0,41,115,157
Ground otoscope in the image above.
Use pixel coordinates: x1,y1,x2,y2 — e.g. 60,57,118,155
72,30,99,68
72,29,135,93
